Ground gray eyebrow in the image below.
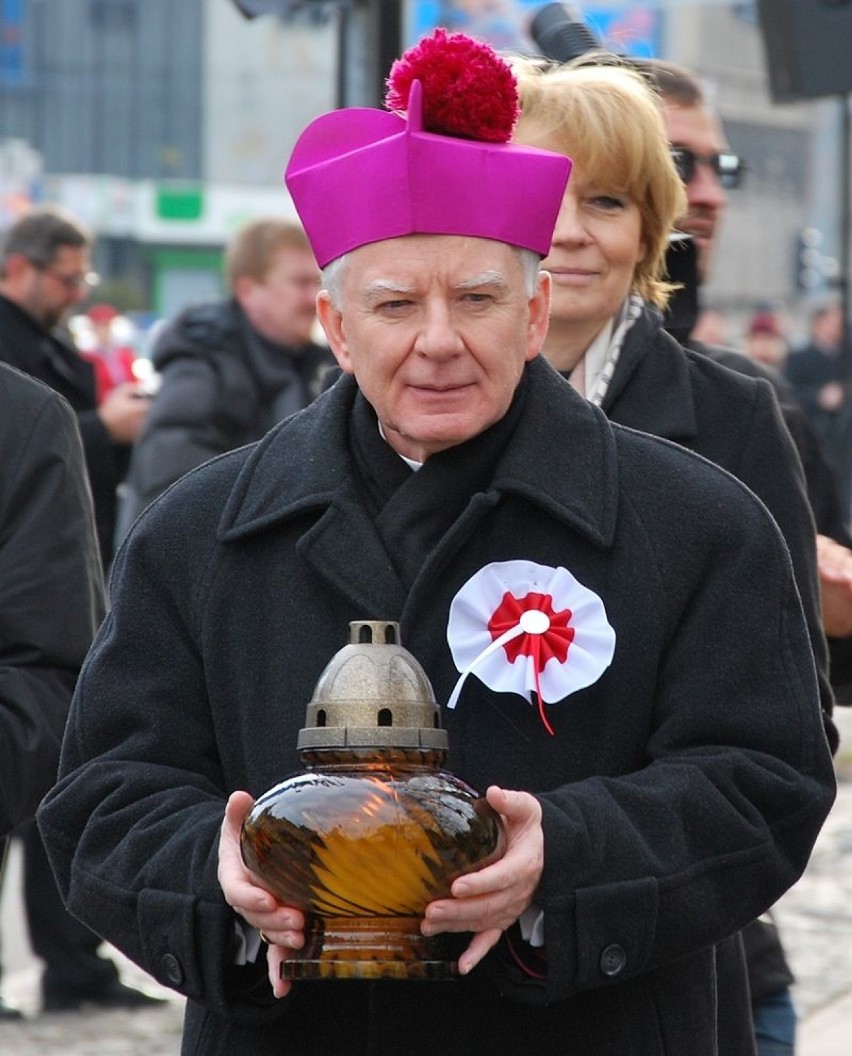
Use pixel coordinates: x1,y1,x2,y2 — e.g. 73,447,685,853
362,271,510,302
364,279,415,299
455,271,508,291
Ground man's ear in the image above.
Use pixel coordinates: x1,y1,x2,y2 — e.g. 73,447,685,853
525,268,552,361
233,273,258,314
316,291,353,374
2,252,34,285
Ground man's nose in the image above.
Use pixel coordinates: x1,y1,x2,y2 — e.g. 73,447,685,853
551,197,590,245
687,161,727,209
415,303,464,357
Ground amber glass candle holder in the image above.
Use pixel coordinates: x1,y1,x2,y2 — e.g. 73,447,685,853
240,620,504,980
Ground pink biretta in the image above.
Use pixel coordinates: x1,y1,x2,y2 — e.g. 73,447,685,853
284,29,572,268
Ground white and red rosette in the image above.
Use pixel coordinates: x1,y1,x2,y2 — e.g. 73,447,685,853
446,560,616,735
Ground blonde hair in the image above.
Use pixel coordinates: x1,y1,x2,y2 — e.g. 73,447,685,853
511,56,687,308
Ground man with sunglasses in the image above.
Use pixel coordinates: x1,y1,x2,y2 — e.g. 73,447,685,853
640,59,744,285
0,206,160,1016
638,57,852,1056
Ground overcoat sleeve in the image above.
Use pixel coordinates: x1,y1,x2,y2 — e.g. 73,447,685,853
37,473,277,1019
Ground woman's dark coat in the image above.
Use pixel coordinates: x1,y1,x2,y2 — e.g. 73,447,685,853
38,357,835,1056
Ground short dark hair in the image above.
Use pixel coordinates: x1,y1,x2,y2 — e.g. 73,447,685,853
631,58,705,108
1,205,92,271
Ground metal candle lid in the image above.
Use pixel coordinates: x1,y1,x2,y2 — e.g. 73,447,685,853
297,620,449,752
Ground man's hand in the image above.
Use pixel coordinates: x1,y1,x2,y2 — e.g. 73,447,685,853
218,791,306,998
817,533,852,638
421,785,543,976
97,382,151,444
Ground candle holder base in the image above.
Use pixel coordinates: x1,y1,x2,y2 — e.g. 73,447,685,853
281,916,457,980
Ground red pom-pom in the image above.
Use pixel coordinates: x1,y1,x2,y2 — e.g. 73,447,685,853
385,28,519,143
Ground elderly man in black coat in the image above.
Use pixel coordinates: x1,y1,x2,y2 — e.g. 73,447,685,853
38,30,835,1056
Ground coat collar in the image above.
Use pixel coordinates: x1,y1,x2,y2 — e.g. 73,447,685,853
218,357,619,614
602,302,699,444
218,356,619,551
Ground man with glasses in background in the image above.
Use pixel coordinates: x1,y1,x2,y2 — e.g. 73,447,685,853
0,205,159,1016
0,206,149,568
648,64,743,296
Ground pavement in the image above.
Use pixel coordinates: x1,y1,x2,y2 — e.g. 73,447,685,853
2,710,851,1054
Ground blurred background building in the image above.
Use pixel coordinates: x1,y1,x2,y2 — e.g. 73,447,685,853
0,0,849,340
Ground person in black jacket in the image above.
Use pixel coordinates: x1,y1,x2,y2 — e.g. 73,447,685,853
0,364,104,1018
0,207,157,1014
118,217,335,537
38,31,835,1056
511,55,837,1056
0,206,149,570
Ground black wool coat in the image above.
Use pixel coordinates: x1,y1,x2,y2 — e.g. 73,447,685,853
0,363,104,835
39,357,835,1056
605,306,836,750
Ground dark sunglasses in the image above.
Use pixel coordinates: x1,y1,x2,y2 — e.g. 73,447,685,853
670,148,745,190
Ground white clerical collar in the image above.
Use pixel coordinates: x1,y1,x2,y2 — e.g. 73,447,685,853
378,420,422,470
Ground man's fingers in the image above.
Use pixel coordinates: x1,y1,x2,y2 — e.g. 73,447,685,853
486,784,542,826
225,790,255,831
457,928,502,975
266,944,294,999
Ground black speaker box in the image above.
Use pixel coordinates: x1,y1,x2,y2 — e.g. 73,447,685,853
757,0,852,102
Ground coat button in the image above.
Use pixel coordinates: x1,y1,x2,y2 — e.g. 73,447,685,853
162,952,184,985
599,943,627,977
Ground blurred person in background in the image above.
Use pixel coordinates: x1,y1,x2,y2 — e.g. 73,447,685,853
511,53,836,1056
0,207,157,1015
118,217,335,536
0,364,104,1019
744,309,789,371
690,305,730,347
784,300,851,503
78,302,140,404
0,206,149,569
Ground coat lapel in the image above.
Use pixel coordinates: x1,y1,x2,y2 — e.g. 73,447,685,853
217,377,408,614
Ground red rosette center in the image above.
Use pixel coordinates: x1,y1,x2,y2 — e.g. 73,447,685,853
488,591,575,665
